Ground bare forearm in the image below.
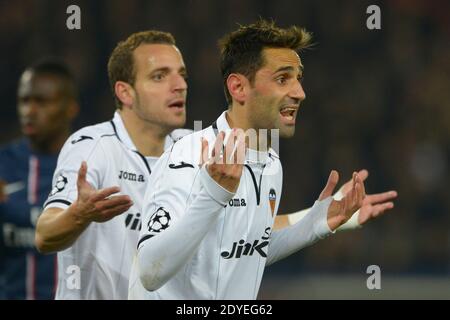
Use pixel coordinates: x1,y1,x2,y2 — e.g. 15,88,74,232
35,205,90,254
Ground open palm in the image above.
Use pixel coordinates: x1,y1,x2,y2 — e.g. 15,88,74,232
75,161,133,223
339,169,397,225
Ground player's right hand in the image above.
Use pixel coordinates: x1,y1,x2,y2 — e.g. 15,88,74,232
201,129,246,193
73,161,133,223
0,179,6,202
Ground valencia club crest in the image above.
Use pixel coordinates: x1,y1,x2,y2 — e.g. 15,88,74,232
269,188,276,216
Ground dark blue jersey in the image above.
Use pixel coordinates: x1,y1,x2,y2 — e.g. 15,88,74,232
0,138,57,299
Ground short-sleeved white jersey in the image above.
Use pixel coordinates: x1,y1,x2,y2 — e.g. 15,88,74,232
44,112,191,300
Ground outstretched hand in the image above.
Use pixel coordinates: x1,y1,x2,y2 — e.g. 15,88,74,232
74,161,133,223
338,169,397,225
319,170,366,231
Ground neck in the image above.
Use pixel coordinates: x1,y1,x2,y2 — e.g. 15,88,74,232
118,108,167,157
29,130,70,155
226,103,270,152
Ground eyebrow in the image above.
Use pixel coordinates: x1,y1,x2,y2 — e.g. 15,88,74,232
273,65,304,75
149,67,170,74
149,66,187,75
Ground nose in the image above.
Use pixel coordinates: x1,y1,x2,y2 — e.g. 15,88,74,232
290,81,306,102
172,74,188,92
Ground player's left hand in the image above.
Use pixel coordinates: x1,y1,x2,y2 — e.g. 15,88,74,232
338,169,397,225
319,170,366,231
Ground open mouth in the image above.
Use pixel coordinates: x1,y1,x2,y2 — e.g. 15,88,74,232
168,100,185,109
279,106,297,122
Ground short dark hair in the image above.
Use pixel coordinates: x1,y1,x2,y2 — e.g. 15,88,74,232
108,30,176,109
24,58,78,100
219,19,312,104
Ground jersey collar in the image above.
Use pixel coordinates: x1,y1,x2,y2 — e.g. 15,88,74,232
111,111,139,151
212,111,277,165
111,111,177,154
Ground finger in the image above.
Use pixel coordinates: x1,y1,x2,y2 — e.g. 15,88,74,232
353,172,361,206
354,174,364,208
357,169,369,182
234,129,246,165
319,170,339,200
364,191,398,205
358,174,366,203
343,172,356,201
340,170,364,195
77,161,88,189
351,175,359,209
357,182,364,208
372,202,394,217
350,173,361,209
101,203,133,220
96,195,133,210
231,132,246,178
349,172,356,200
200,137,209,166
91,186,121,202
212,131,225,164
225,129,236,164
232,132,238,164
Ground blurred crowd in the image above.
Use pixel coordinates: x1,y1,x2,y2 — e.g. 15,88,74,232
1,0,448,275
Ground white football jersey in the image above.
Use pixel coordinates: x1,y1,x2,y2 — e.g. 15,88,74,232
44,112,192,300
129,111,332,300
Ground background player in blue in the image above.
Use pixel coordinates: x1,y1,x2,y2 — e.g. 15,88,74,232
0,60,79,299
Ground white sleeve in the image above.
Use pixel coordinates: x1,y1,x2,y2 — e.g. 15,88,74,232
137,150,235,291
266,197,334,266
43,132,106,210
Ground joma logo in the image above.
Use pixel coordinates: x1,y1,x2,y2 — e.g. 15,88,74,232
118,170,145,182
227,198,247,207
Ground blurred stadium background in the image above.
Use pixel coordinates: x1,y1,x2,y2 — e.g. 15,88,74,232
1,0,449,299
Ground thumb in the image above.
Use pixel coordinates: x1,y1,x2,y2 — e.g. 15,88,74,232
77,161,87,189
319,170,339,200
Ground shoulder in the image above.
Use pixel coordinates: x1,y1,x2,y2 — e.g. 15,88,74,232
68,120,116,145
60,120,115,154
164,128,194,151
269,148,282,167
53,121,118,171
149,129,212,186
168,128,214,164
269,148,280,160
266,148,283,186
